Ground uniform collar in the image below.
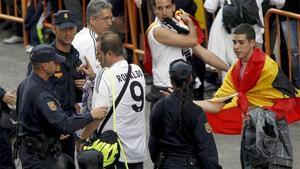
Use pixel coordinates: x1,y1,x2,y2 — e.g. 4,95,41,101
51,42,79,68
31,73,53,89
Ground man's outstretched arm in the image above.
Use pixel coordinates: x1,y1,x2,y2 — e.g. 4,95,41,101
193,100,225,113
193,45,229,72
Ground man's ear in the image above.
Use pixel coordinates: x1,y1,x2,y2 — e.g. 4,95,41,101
51,27,56,35
90,16,95,27
250,39,256,48
107,50,114,57
153,6,157,15
41,62,48,71
172,3,176,13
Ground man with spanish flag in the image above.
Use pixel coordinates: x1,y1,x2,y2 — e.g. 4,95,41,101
194,23,300,168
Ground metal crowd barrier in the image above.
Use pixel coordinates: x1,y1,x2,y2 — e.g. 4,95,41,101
0,0,29,46
0,0,209,66
264,8,300,81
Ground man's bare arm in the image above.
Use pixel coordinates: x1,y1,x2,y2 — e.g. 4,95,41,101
153,14,198,48
193,45,229,72
193,100,225,113
80,119,101,140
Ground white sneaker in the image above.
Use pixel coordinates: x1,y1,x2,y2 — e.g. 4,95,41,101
3,35,23,44
25,45,33,53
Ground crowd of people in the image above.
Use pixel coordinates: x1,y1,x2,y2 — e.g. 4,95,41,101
0,0,299,169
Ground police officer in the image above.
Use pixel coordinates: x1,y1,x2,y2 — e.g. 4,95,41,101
49,10,95,160
148,59,222,169
17,44,107,169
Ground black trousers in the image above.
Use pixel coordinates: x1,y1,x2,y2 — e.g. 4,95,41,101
60,132,75,160
0,128,15,169
116,161,143,169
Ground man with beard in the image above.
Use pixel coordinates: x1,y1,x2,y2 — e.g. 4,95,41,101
17,44,108,169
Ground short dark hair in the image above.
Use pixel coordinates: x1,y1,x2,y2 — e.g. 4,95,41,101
152,0,175,7
98,31,123,56
233,23,256,41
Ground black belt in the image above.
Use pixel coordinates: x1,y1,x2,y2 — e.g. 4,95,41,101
164,154,198,166
20,135,61,159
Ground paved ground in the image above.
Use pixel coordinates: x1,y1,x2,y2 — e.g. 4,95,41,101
1,29,300,169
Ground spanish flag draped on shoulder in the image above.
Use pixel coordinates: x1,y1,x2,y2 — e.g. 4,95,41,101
206,48,300,134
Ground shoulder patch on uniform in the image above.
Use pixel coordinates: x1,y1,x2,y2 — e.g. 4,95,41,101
205,123,212,133
95,67,108,93
47,101,57,111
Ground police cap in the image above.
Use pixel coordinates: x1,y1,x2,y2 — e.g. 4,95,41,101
169,59,192,80
53,10,76,29
30,44,65,63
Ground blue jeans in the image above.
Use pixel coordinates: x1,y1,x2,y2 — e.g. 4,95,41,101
281,20,300,88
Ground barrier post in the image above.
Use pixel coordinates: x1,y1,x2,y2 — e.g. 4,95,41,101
264,8,300,82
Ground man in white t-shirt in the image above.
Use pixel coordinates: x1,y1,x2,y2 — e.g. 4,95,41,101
80,31,147,168
146,0,228,107
73,0,114,115
72,0,114,74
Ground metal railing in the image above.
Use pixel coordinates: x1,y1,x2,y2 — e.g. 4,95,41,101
0,0,210,66
264,8,300,81
0,0,29,46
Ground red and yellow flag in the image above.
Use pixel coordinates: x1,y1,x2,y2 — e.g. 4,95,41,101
207,48,300,134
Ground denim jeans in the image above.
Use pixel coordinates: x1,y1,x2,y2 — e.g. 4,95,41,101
281,20,300,88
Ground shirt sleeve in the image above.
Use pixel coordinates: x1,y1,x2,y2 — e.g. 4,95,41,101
92,71,112,110
204,0,220,14
191,105,220,167
35,93,93,135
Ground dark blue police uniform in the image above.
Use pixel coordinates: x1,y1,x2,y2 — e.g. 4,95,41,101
46,10,85,160
17,73,93,169
0,87,16,169
16,44,94,169
49,42,83,116
149,91,221,169
49,42,84,159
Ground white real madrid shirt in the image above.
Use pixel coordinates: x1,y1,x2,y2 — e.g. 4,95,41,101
92,60,147,163
72,27,102,73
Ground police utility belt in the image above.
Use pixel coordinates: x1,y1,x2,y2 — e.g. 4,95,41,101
155,152,198,169
20,134,62,159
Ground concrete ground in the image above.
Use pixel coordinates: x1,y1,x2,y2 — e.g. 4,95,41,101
0,29,299,169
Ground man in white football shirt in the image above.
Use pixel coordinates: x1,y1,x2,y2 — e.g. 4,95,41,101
72,0,113,73
73,0,114,115
80,31,147,168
